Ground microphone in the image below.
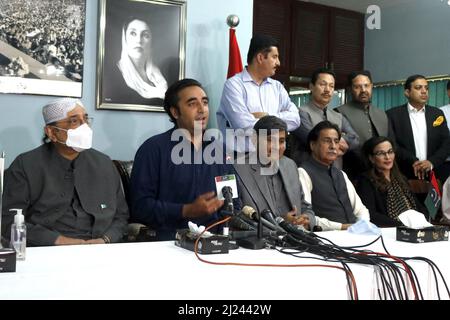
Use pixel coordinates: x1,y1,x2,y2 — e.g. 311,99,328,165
229,214,256,231
260,209,286,232
221,186,234,215
241,205,257,219
232,204,265,250
240,205,263,241
232,169,265,249
243,206,283,232
275,216,319,245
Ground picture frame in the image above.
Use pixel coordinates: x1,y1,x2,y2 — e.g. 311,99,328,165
0,0,86,97
96,0,186,112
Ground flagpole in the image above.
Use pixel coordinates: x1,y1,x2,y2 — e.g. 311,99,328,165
0,151,4,248
226,14,243,79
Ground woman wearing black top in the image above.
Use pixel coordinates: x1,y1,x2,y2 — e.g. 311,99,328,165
356,136,428,227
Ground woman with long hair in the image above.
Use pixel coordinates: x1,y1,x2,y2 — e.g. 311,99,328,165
356,136,428,227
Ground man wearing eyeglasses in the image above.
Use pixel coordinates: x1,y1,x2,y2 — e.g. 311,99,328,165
1,98,129,246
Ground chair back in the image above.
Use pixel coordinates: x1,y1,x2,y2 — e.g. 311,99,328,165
408,179,431,194
112,160,158,242
113,160,133,206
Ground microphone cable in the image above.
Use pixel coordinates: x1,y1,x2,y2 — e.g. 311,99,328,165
192,216,359,299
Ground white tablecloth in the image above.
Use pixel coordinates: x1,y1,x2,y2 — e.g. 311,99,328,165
1,228,449,300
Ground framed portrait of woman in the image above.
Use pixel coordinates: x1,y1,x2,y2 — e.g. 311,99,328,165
96,0,186,111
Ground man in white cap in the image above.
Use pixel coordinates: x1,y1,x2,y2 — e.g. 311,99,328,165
1,98,129,246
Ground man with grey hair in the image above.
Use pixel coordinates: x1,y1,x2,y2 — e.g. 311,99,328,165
1,98,129,246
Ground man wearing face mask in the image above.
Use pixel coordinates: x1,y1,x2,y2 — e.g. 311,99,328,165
1,98,129,246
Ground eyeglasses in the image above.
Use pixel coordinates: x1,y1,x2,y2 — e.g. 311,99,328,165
56,115,93,128
373,149,395,157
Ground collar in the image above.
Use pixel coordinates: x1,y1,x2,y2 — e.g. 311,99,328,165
348,100,370,111
310,100,328,111
242,67,274,85
308,155,333,172
407,102,426,113
248,153,280,176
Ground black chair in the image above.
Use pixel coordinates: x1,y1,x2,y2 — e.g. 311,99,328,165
113,160,133,205
113,160,156,242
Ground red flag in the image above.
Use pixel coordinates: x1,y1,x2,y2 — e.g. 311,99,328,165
425,171,442,219
227,28,243,79
430,171,441,198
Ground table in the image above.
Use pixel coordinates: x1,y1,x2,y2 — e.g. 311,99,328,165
1,228,449,300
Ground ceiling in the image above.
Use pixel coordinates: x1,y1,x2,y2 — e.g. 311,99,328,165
300,0,422,13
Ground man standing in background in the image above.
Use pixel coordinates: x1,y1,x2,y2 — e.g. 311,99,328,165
290,68,359,167
336,70,391,180
387,75,450,183
216,34,300,154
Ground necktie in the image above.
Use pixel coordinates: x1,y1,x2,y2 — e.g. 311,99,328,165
323,107,327,120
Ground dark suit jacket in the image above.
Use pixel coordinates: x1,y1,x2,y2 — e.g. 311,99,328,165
233,155,316,229
356,174,428,227
386,104,450,179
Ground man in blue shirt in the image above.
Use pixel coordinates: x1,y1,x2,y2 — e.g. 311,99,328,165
216,34,300,153
130,79,236,240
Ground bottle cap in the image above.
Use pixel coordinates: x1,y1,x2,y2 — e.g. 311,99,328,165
10,209,24,225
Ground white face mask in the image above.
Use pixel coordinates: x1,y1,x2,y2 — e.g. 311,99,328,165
54,123,93,152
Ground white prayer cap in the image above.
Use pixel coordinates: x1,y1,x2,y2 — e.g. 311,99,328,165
42,98,85,124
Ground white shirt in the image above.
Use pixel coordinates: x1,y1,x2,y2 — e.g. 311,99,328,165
298,167,370,231
441,104,450,131
442,176,450,220
440,104,450,161
407,103,427,161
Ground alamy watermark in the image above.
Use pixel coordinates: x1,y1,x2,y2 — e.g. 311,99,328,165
366,5,381,30
170,122,282,175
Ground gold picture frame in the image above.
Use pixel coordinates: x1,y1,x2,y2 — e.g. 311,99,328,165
96,0,186,111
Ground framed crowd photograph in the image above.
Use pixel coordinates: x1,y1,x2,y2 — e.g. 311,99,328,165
96,0,186,112
0,0,86,97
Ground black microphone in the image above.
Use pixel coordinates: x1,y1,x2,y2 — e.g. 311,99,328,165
260,209,285,232
231,204,265,250
275,216,319,245
243,206,282,232
221,186,234,215
229,214,256,231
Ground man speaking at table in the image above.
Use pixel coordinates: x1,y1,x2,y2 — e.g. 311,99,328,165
130,79,237,241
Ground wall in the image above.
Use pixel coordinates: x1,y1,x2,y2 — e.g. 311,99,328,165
365,0,450,82
0,0,253,167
